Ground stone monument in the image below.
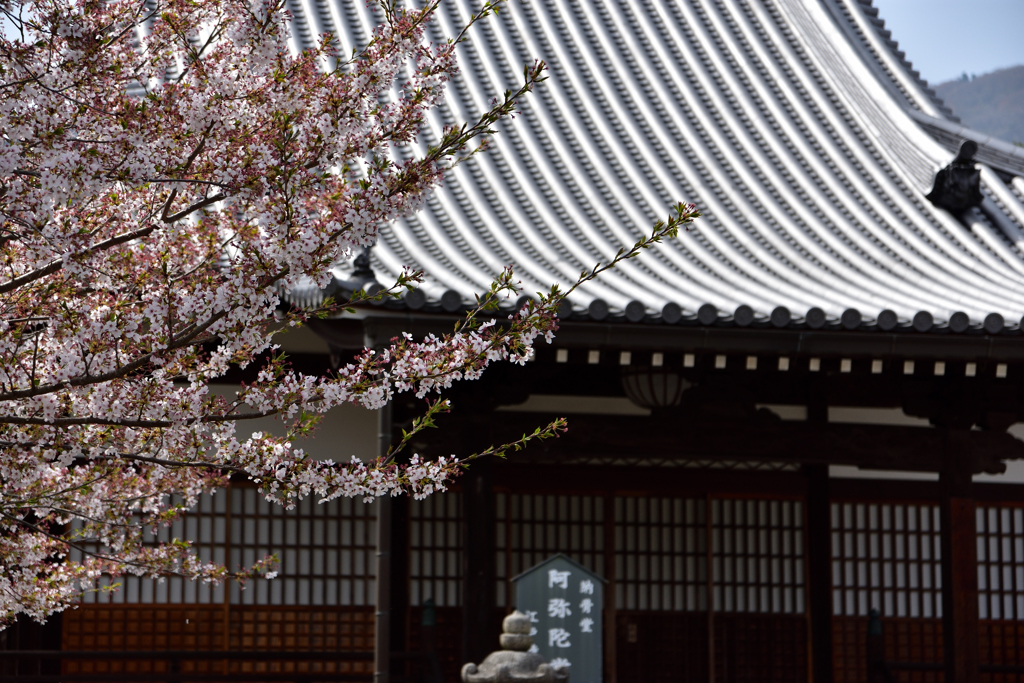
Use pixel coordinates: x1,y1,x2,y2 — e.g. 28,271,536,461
461,611,570,683
511,554,604,683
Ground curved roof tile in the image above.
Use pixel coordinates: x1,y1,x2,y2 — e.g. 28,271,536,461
282,0,1024,334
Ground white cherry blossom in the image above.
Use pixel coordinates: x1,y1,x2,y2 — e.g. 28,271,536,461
0,0,698,627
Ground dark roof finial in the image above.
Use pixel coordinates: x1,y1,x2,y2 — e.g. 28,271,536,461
954,139,978,163
926,140,983,212
350,245,376,281
331,244,380,299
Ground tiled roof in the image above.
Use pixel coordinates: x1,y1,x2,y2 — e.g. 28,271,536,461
283,0,1024,334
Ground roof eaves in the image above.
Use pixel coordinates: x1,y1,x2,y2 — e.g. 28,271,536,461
334,290,1024,338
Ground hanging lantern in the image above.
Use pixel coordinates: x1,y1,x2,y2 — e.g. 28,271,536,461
621,367,691,409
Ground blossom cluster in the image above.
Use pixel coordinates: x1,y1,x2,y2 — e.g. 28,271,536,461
0,0,698,625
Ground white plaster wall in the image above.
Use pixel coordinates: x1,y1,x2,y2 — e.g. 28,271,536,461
210,384,378,462
974,423,1024,484
497,394,650,416
272,324,332,354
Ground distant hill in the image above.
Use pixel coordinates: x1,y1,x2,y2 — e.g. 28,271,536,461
934,66,1024,145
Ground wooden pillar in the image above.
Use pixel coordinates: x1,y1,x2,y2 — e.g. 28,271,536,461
805,384,832,683
462,457,496,666
706,495,715,683
603,494,617,683
388,393,412,657
222,485,233,676
374,403,393,683
940,434,979,683
806,464,833,683
390,496,410,654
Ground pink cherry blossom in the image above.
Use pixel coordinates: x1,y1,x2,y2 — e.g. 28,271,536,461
0,0,699,626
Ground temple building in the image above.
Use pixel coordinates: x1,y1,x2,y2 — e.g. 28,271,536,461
7,0,1024,681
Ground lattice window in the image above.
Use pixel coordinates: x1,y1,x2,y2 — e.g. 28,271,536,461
712,498,805,614
499,494,604,607
76,486,378,606
977,505,1024,620
229,488,377,606
410,492,463,607
76,491,228,604
831,502,941,618
615,496,707,611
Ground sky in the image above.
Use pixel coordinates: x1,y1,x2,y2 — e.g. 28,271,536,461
872,0,1024,85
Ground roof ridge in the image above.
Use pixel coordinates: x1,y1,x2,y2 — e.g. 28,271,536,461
908,109,1024,177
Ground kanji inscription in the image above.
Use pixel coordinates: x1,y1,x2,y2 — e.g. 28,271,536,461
512,555,604,683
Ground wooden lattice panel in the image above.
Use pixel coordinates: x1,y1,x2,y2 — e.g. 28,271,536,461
75,486,378,607
226,606,373,675
62,604,226,652
61,604,374,676
410,492,463,607
499,493,605,608
832,616,943,683
62,487,378,676
977,505,1024,621
831,500,944,682
228,606,373,651
406,606,471,683
61,604,226,676
614,496,706,611
714,614,808,682
832,502,942,619
615,611,709,681
980,620,1024,682
832,616,865,683
230,488,377,606
978,504,1024,681
74,492,228,605
712,498,805,614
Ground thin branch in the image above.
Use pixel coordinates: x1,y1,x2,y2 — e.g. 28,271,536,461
0,512,243,581
0,411,275,427
0,223,160,295
163,192,226,223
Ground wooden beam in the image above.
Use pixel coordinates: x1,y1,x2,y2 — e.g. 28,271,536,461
438,412,1022,474
492,463,807,498
344,315,1024,362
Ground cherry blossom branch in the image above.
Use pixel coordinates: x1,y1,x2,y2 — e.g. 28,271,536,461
0,0,700,625
1,512,260,582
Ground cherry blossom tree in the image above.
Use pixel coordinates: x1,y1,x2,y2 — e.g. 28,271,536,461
0,0,698,626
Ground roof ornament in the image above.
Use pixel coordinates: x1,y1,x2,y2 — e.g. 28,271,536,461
332,245,382,301
925,140,983,212
349,245,377,285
